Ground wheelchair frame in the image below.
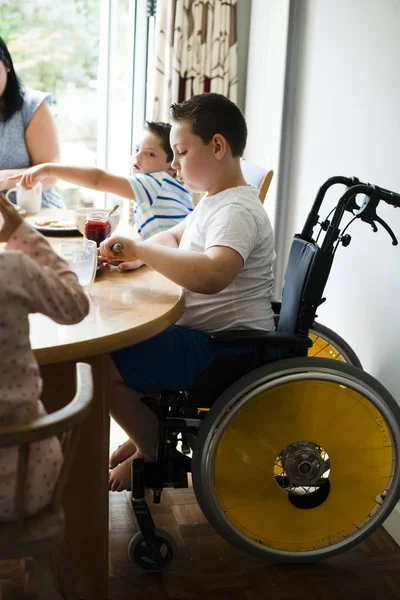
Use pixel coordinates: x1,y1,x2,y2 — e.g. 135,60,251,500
128,175,400,571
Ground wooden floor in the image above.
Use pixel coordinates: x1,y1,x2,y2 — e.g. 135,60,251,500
2,485,400,599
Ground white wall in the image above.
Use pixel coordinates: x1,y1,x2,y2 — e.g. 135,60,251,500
283,0,400,393
244,0,290,231
280,0,400,538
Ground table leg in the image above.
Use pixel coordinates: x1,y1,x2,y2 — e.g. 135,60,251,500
40,354,111,600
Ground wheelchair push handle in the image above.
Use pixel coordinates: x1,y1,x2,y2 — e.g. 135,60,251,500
353,186,399,246
302,176,360,239
346,182,400,212
377,186,400,208
320,182,400,250
315,175,400,208
303,177,400,249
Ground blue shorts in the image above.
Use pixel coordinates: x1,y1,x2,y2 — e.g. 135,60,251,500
111,325,255,395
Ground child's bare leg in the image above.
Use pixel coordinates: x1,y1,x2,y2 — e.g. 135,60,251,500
109,361,138,467
109,385,158,491
109,382,158,460
109,363,159,491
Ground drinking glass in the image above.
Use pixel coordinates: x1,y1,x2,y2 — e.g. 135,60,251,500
57,239,97,294
84,212,111,246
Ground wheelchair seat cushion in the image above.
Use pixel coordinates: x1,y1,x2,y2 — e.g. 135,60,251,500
111,325,254,395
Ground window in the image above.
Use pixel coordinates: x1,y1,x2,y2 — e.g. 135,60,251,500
98,0,156,209
2,0,155,211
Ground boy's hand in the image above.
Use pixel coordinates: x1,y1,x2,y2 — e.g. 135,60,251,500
8,164,50,190
98,235,139,264
116,259,145,272
0,193,23,242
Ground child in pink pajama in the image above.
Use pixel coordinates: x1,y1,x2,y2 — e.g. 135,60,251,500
0,193,89,521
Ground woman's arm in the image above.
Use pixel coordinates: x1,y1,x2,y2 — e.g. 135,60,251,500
10,162,135,199
0,101,60,191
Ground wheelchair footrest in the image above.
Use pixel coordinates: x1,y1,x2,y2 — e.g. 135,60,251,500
158,455,190,490
132,453,191,500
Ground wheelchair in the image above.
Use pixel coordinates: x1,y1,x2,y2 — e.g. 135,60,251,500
128,175,400,571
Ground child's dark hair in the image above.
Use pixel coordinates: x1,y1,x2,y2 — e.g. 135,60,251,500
170,93,247,157
145,121,173,162
0,36,24,122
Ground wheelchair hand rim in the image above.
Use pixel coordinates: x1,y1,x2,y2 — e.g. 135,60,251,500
194,358,400,561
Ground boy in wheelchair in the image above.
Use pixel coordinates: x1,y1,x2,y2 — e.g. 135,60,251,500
100,95,400,570
99,92,277,492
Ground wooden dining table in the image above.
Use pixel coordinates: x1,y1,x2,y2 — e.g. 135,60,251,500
29,209,184,599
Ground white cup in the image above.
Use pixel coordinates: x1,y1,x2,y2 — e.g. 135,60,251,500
6,182,42,214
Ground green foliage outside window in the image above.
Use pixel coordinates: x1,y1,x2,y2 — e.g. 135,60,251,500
1,0,100,144
1,0,100,96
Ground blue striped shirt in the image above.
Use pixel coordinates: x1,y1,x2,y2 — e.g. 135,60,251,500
128,172,194,239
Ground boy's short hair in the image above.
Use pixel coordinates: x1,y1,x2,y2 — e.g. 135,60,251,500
170,93,247,157
145,121,173,162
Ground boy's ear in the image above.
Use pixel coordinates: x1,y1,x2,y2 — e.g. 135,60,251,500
212,134,227,160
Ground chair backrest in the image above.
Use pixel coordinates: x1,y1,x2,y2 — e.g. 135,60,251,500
240,159,274,204
0,362,93,526
278,236,334,335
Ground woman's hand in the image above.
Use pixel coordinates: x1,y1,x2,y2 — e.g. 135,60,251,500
0,193,23,242
8,164,50,190
98,235,139,264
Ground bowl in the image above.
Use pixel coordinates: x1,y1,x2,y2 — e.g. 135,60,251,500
73,208,121,235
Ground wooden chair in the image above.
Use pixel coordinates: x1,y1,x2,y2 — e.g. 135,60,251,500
0,362,93,600
240,159,274,204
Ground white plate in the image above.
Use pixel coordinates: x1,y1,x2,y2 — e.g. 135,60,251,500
25,215,79,233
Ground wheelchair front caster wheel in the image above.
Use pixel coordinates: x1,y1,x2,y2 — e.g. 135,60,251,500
128,528,177,571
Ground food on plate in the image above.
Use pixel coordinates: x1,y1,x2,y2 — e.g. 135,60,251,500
34,217,56,227
51,220,76,229
33,217,76,229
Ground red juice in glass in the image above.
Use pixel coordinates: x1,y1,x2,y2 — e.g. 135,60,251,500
84,213,111,246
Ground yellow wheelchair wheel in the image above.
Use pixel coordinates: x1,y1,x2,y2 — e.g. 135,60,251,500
192,357,400,562
309,322,362,367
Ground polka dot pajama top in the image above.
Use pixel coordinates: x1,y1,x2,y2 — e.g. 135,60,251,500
0,221,89,521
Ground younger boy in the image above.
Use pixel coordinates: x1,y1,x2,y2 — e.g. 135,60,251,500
13,121,194,270
127,122,194,239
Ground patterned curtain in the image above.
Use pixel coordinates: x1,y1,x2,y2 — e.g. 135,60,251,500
150,0,238,121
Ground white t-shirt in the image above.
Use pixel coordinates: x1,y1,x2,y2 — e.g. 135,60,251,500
177,185,276,332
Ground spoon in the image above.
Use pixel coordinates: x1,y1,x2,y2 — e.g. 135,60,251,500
108,205,121,254
108,204,119,217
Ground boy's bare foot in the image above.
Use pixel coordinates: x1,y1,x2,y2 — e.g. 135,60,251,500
109,455,135,492
109,438,136,469
109,449,157,492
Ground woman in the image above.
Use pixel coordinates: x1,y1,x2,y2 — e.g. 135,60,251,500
0,36,64,208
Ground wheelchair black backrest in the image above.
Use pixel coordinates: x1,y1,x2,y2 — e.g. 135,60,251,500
277,235,334,335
